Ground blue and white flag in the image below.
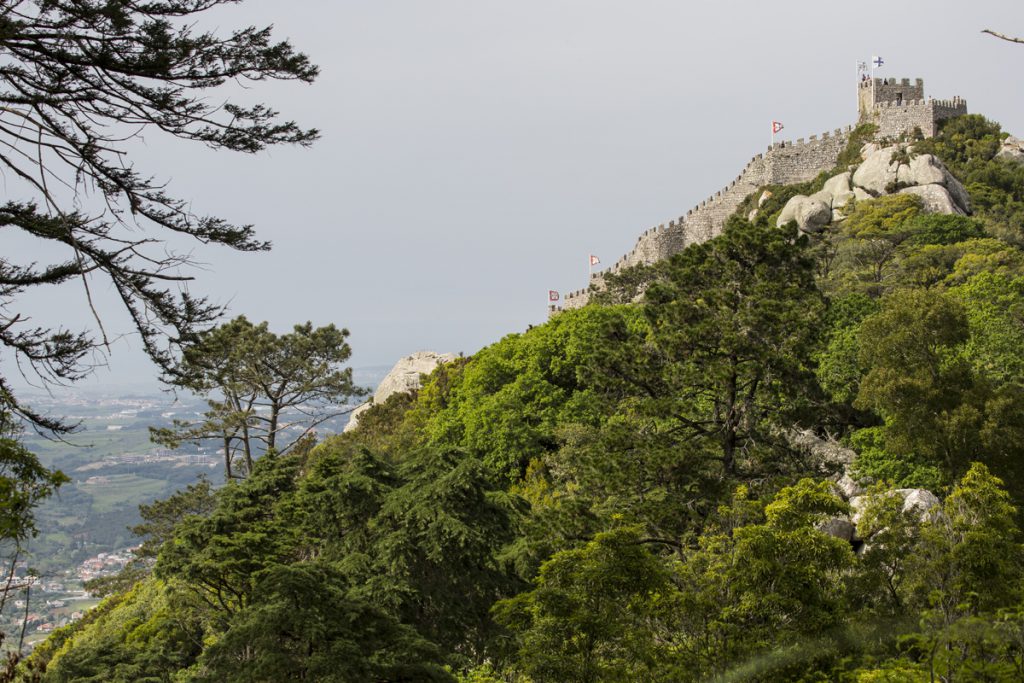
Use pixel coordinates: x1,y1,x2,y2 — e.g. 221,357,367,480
872,55,885,68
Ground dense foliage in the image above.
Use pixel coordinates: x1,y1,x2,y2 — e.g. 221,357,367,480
18,116,1024,681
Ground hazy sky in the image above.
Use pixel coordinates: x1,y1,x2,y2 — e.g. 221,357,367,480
7,0,1024,391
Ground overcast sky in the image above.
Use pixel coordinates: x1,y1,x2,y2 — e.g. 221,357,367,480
8,0,1024,392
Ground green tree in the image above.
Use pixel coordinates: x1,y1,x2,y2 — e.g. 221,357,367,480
854,288,1024,489
361,447,522,662
903,464,1024,680
155,452,304,626
815,292,878,405
296,441,398,566
664,480,851,680
0,0,318,434
829,194,923,297
635,220,824,477
539,222,825,550
193,563,454,683
37,579,204,683
493,526,679,683
847,484,928,618
855,289,970,471
419,306,610,483
952,271,1024,384
155,316,364,478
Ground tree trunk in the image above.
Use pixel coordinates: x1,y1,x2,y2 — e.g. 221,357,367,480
222,435,233,481
268,402,281,455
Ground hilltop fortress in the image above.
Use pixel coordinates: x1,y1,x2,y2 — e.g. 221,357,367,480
552,77,967,312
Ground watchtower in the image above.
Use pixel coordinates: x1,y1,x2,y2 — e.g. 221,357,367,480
857,77,966,138
858,77,925,117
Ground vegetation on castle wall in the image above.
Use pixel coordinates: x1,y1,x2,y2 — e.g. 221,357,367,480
834,122,880,171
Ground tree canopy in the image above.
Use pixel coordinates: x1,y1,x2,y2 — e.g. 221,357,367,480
153,316,364,479
20,112,1024,682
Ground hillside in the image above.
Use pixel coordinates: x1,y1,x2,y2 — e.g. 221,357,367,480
16,114,1024,682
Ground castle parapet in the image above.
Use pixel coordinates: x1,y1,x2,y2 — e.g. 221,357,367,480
857,76,965,139
556,124,853,310
551,77,966,316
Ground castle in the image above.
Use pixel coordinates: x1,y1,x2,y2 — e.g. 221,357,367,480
858,77,967,138
551,77,967,313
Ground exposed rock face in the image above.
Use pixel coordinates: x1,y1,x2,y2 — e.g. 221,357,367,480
898,184,962,215
779,143,972,231
849,488,941,529
822,171,856,209
817,516,856,542
851,146,899,194
786,429,944,544
786,428,864,498
899,154,947,186
998,135,1024,162
777,195,832,232
776,172,857,232
344,351,457,433
835,472,865,500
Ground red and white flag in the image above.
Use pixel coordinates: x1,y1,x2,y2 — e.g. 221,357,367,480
772,121,784,134
548,290,560,302
589,254,601,266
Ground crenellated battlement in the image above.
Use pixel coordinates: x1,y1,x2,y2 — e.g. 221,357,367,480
859,77,924,90
857,76,966,138
557,126,852,311
550,76,967,315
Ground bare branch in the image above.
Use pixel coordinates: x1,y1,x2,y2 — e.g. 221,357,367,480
981,29,1024,44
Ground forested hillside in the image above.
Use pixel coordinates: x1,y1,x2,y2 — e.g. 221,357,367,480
20,116,1024,682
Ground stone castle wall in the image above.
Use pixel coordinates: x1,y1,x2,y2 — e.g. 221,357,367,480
866,98,967,139
858,77,967,139
558,127,851,311
553,77,966,314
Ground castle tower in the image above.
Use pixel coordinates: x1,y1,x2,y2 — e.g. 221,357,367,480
858,77,925,118
858,76,966,138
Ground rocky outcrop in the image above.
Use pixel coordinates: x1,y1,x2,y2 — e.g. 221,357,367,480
899,184,963,214
786,428,944,545
814,488,942,546
817,516,856,542
777,195,832,232
778,143,972,231
786,428,864,498
997,135,1024,162
849,488,941,528
344,351,457,433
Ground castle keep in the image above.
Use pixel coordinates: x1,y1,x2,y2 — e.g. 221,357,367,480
552,77,966,313
858,77,966,138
